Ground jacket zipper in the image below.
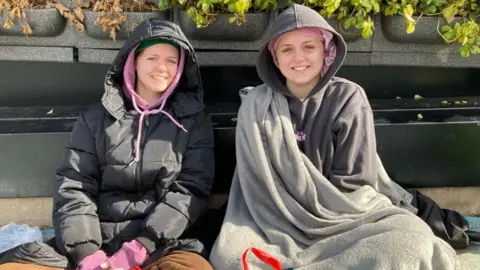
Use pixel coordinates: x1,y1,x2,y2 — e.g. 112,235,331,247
134,115,149,191
121,116,149,222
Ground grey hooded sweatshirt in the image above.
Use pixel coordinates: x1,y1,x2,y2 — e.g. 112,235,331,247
256,4,377,191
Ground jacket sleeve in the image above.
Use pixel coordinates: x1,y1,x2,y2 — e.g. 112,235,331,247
53,112,102,266
136,112,215,253
330,88,378,190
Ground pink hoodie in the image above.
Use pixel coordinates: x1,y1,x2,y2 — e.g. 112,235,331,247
122,43,187,164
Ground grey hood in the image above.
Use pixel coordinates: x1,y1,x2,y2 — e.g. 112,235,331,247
256,4,347,99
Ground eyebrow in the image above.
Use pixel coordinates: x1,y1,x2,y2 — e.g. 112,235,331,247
279,40,316,47
145,54,178,60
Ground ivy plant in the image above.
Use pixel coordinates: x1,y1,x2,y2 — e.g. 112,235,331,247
158,0,277,27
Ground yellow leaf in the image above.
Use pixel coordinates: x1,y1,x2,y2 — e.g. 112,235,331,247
462,100,468,104
417,113,423,120
402,5,416,33
442,100,449,105
47,108,54,115
414,94,423,100
406,22,415,33
403,5,414,17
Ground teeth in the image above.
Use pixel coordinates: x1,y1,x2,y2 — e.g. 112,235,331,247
152,75,167,80
293,66,308,71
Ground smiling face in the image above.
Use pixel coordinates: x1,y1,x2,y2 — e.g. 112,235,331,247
274,30,325,98
135,43,179,102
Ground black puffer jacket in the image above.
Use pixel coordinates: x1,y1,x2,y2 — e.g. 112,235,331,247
52,18,214,266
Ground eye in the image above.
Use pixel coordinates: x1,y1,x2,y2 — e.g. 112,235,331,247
146,57,156,61
167,59,178,64
305,44,315,50
281,47,292,53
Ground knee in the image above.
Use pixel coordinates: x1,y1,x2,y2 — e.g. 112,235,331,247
143,251,213,270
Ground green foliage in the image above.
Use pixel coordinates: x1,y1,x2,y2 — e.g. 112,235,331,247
156,0,479,56
158,0,277,27
291,0,380,39
382,0,479,57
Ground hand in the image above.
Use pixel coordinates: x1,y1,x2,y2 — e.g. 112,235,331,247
100,261,143,270
102,240,148,270
76,250,108,270
99,261,126,270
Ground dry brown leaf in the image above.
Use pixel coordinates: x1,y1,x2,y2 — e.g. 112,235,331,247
129,23,138,32
76,0,91,8
93,1,101,11
10,7,20,19
99,17,109,24
23,23,32,35
0,1,9,10
113,5,122,13
108,18,121,26
73,0,159,40
73,20,85,31
3,18,13,29
53,2,70,16
74,6,85,22
110,27,116,41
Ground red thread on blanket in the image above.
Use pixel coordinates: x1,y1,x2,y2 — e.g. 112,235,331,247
242,247,282,270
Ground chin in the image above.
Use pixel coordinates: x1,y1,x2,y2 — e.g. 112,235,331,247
150,84,168,93
287,78,316,86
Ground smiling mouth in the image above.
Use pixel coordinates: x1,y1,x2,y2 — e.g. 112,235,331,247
151,75,167,80
292,66,309,71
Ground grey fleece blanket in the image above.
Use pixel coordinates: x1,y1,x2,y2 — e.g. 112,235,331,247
209,86,456,270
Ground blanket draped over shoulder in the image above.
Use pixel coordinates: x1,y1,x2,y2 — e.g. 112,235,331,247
209,86,456,270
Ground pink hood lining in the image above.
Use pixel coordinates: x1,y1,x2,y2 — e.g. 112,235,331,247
122,42,187,165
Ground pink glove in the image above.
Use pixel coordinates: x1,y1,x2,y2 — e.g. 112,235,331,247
76,250,108,270
101,240,148,270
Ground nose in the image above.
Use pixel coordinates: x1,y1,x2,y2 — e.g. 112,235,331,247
292,50,306,63
155,62,168,72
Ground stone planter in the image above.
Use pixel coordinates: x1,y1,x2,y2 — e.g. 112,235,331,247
83,10,170,40
381,15,456,44
178,11,270,41
327,18,364,42
0,8,66,37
